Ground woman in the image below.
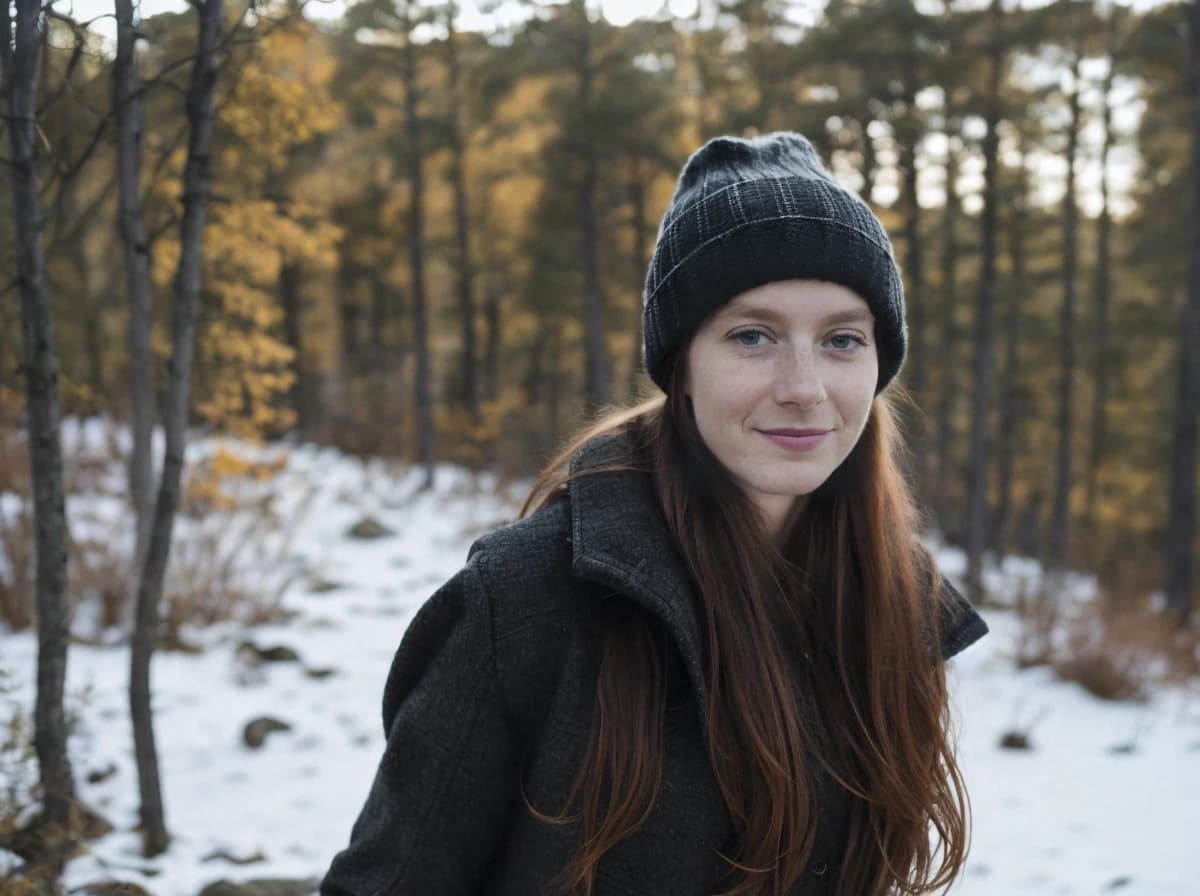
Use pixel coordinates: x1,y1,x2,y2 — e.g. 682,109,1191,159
321,131,988,896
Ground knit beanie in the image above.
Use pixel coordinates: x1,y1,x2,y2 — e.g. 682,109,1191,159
641,131,906,393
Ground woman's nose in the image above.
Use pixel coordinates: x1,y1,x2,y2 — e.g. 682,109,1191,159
773,349,826,407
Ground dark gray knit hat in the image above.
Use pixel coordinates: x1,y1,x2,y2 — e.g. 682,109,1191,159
641,131,906,393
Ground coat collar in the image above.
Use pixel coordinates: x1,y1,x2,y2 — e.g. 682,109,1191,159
564,427,987,725
567,430,710,722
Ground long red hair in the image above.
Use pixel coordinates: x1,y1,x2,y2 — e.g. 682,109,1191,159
522,360,968,895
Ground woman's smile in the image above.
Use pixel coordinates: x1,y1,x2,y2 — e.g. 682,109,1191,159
755,427,831,451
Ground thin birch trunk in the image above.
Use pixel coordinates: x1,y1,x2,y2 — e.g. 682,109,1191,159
628,155,650,398
4,0,77,875
445,8,480,427
130,0,224,857
115,0,157,586
402,1,435,488
576,1,611,406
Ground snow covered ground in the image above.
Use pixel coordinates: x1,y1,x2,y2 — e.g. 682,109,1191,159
1,422,1197,895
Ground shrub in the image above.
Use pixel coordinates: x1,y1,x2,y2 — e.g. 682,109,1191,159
1052,597,1182,701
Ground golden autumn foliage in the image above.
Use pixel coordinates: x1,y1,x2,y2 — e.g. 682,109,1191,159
195,17,343,439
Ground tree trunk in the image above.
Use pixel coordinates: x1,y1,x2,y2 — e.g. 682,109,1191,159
577,2,611,407
1048,51,1081,580
68,231,105,411
445,9,480,427
336,256,363,378
403,2,435,488
130,0,223,858
933,136,961,536
484,273,502,407
548,322,563,450
627,155,650,398
992,139,1029,560
3,0,77,874
898,112,924,402
116,0,157,583
689,3,712,139
368,272,389,373
859,116,878,201
896,62,927,492
1085,25,1117,531
1165,0,1200,624
965,0,1003,603
279,261,310,432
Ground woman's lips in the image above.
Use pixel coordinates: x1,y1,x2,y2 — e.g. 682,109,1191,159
757,428,830,451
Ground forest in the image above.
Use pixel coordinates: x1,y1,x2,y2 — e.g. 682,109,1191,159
3,0,1200,892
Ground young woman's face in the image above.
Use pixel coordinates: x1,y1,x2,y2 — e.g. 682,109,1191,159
683,279,879,534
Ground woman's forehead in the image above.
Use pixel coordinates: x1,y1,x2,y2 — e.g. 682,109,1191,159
716,281,875,324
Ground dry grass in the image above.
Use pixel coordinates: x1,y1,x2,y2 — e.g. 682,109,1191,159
1052,595,1194,701
0,420,319,639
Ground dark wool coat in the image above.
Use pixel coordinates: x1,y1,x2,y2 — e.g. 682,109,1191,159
320,434,989,896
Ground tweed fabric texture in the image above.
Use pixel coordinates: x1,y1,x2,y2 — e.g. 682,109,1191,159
320,430,989,896
642,132,907,392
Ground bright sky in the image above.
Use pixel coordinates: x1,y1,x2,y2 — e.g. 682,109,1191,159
63,0,702,40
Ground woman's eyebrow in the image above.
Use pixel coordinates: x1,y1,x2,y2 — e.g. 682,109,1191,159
821,309,876,327
718,304,788,325
718,305,875,327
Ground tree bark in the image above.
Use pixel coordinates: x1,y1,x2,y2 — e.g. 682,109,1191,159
576,1,611,407
402,1,435,487
896,58,927,492
688,2,713,140
279,260,310,432
859,116,878,202
116,0,157,585
445,8,480,427
130,0,224,858
965,0,1003,603
1048,51,1081,580
992,139,1029,560
1085,21,1117,530
933,136,961,536
335,255,365,380
898,111,924,401
1165,0,1200,624
4,0,77,873
627,155,650,398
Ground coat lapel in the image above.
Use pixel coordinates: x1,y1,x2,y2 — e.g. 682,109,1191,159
567,432,711,728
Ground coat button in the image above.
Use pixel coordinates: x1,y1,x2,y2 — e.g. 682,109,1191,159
812,862,828,876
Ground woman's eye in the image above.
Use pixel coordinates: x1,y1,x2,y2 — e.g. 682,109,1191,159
732,329,769,347
828,333,867,351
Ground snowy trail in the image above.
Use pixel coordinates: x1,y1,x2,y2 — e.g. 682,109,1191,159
1,432,1197,895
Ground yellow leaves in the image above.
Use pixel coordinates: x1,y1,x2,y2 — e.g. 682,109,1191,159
197,232,299,440
152,237,181,292
181,17,344,446
206,201,342,287
220,20,343,179
209,444,288,480
184,445,290,514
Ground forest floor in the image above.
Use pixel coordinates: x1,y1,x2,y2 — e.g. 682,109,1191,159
1,420,1197,895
